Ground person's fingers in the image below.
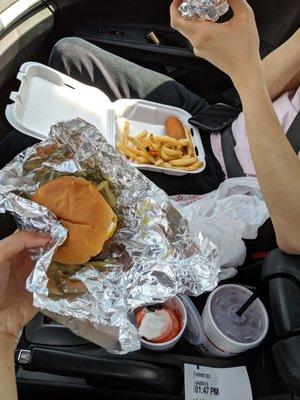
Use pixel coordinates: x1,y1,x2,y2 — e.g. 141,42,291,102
170,0,184,30
170,0,203,32
0,231,51,259
170,0,182,17
170,0,221,40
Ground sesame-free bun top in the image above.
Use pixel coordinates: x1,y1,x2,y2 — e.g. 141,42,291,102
32,176,116,265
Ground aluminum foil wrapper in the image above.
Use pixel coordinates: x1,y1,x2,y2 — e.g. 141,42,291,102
0,119,220,354
179,0,229,22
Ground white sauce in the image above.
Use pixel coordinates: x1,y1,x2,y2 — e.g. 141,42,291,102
139,310,172,341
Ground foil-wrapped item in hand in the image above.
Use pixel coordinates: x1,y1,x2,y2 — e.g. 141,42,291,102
0,119,220,354
179,0,229,22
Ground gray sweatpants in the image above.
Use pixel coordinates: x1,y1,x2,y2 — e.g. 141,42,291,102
1,37,225,195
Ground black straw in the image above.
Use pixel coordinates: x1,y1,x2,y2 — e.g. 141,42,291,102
236,292,258,317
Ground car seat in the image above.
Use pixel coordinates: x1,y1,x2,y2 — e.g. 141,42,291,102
262,249,300,396
220,109,300,262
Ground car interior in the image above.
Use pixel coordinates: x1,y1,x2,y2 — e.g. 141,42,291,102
0,0,299,399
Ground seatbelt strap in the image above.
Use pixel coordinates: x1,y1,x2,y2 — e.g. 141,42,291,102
221,126,246,177
222,87,242,108
221,110,300,178
286,111,300,154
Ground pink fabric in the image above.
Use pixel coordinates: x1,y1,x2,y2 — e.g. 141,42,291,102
210,86,300,177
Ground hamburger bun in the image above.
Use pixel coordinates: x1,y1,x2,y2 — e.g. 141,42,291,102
32,176,113,227
32,176,117,265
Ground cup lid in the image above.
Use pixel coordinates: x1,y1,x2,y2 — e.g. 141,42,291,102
207,284,269,346
178,295,205,346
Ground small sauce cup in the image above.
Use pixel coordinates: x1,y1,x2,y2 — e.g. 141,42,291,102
136,296,187,351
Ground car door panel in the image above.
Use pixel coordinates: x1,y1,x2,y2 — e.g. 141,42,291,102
0,2,55,141
248,0,300,46
0,2,54,86
52,0,299,101
53,0,233,100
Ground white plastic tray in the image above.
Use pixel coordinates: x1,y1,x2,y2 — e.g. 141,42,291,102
6,62,206,176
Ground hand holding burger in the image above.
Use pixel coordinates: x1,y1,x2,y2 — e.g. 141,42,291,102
0,231,50,338
0,231,50,400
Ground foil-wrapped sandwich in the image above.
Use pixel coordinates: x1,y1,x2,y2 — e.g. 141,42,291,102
31,176,118,295
179,0,229,22
0,118,220,354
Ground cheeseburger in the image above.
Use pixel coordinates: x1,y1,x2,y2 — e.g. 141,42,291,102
32,176,117,265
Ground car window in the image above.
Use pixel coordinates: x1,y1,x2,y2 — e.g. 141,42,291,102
0,0,18,14
0,0,42,31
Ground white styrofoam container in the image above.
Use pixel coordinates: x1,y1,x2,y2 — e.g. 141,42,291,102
6,62,206,176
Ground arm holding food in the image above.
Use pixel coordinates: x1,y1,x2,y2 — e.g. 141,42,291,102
0,231,50,400
235,68,300,254
0,333,17,400
170,0,300,254
262,28,300,100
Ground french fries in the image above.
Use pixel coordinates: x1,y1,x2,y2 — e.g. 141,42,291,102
136,131,147,140
162,146,182,157
155,159,164,166
117,120,204,172
151,135,179,145
123,121,129,146
184,126,195,156
169,157,198,167
116,142,138,160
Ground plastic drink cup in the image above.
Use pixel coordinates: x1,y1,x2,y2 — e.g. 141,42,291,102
200,284,269,358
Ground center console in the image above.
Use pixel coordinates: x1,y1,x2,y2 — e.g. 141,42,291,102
16,289,286,400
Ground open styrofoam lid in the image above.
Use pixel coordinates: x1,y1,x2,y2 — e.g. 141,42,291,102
179,295,205,346
5,62,112,141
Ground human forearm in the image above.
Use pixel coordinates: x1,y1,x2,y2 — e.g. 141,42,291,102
0,333,18,400
234,66,300,253
0,232,49,400
262,29,300,100
169,1,300,251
